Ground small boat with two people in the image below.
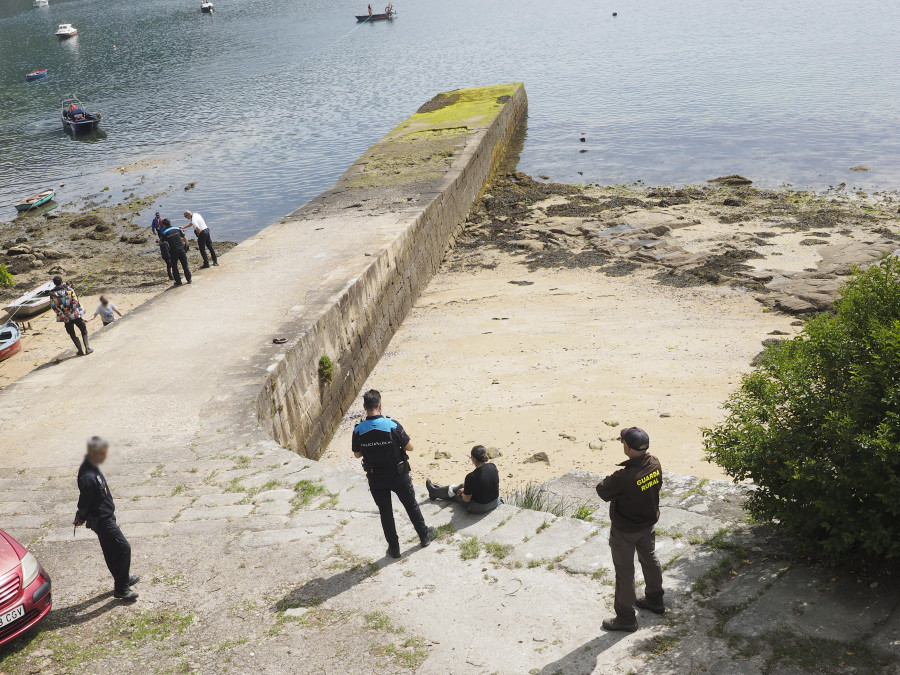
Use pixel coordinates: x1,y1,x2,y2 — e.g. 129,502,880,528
3,281,55,319
62,95,102,134
201,1,214,12
26,68,48,81
14,189,55,213
356,2,395,21
34,0,49,7
0,323,22,363
55,23,77,39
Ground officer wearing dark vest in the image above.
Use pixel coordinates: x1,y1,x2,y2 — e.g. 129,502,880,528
352,390,435,558
159,218,191,286
73,436,140,601
596,426,665,632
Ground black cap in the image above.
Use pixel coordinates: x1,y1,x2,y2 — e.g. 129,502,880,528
620,427,650,451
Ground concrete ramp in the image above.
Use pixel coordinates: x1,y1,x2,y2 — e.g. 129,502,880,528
0,83,527,470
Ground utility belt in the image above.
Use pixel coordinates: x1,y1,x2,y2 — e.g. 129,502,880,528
85,515,115,531
365,458,411,475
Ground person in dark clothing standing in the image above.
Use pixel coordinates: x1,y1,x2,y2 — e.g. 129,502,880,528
595,426,664,632
158,234,173,281
151,211,164,236
73,437,139,601
159,219,191,286
49,275,92,356
426,445,501,514
353,390,435,559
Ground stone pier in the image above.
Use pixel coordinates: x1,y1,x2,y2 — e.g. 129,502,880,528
0,84,896,674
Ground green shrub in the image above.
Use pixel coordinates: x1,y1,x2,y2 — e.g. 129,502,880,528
318,356,333,384
0,265,13,288
704,257,900,560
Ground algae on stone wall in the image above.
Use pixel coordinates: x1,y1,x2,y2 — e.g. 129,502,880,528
345,83,523,190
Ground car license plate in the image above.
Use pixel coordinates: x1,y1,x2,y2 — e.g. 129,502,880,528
0,604,24,627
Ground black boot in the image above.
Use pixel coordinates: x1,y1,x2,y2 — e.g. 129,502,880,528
82,333,93,355
426,480,453,501
420,526,436,548
72,337,85,356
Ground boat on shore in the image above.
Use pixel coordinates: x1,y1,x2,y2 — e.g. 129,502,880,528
26,69,48,81
55,24,77,38
34,0,49,7
3,281,55,319
201,1,214,12
0,323,22,363
14,189,55,212
61,95,102,134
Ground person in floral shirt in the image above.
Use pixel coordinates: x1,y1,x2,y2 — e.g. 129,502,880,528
50,275,92,356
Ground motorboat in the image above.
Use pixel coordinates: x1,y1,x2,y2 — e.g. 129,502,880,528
34,0,49,7
14,189,55,212
356,4,395,20
55,24,77,39
201,1,214,12
26,69,48,81
61,95,102,134
0,323,22,363
3,281,55,318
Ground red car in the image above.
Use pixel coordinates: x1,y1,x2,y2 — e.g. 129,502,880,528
0,529,51,646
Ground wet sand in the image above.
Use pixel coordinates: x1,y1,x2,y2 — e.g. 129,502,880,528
321,259,794,484
320,174,900,485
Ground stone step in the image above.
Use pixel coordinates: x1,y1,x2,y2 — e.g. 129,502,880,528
868,602,900,659
723,567,900,643
558,529,614,577
483,508,556,548
509,516,598,565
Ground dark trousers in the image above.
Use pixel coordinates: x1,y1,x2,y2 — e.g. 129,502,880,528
610,524,665,623
197,229,217,265
64,318,87,347
93,518,131,592
161,251,173,279
170,248,191,284
367,472,428,547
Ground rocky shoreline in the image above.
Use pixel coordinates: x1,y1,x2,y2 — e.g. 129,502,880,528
456,173,900,315
0,197,236,311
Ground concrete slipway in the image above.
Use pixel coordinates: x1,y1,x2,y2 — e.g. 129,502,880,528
0,84,896,674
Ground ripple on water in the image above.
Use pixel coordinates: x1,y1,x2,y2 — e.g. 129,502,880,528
1,0,899,238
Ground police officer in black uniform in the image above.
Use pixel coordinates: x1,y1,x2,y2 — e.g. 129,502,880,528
73,436,140,601
158,218,191,286
352,390,436,558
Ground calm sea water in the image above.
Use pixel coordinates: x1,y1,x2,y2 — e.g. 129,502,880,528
1,0,899,239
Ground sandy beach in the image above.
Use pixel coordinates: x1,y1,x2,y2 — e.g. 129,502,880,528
321,174,900,486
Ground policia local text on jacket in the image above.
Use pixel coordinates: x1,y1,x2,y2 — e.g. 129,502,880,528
352,392,434,558
76,455,136,599
595,431,665,630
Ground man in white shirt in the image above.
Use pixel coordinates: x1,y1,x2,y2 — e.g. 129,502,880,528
181,210,219,268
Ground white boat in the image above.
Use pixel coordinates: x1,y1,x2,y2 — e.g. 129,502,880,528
0,322,22,363
201,1,214,12
3,280,55,319
34,0,49,8
55,24,78,39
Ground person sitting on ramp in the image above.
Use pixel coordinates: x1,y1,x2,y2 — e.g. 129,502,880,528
426,445,501,514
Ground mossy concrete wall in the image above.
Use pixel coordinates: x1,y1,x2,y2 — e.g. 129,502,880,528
257,83,527,459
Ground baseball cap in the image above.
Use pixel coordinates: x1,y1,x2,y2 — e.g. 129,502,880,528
619,427,650,451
